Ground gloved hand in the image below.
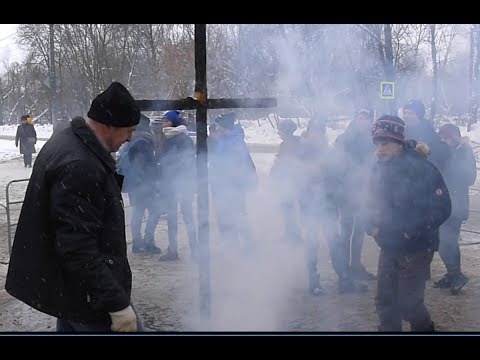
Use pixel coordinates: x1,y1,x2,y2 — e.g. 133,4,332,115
109,305,137,332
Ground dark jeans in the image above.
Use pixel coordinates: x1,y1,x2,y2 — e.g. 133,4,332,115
376,248,435,332
165,190,197,255
301,201,349,281
56,306,145,333
438,217,462,278
212,188,255,251
281,200,303,245
23,152,32,166
339,206,366,269
129,192,163,248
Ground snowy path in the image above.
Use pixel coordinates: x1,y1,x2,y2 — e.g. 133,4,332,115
1,151,480,332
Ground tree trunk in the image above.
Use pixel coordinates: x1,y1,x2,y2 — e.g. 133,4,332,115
430,24,438,124
49,24,58,130
383,24,396,114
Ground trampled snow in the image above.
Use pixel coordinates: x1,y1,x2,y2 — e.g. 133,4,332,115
0,118,478,163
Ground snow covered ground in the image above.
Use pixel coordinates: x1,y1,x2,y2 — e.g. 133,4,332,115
1,116,479,163
2,115,480,332
0,117,348,163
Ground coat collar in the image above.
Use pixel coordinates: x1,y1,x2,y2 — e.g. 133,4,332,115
71,116,117,172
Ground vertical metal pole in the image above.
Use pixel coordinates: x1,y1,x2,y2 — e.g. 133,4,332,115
4,179,29,256
194,24,210,326
6,181,12,256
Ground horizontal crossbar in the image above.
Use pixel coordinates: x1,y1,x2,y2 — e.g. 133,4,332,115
137,97,277,112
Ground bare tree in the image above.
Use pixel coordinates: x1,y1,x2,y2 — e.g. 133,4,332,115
430,24,439,122
0,23,475,126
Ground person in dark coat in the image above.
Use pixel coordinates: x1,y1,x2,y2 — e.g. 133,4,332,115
209,112,257,253
5,82,143,332
151,117,166,164
157,110,197,261
366,114,451,332
432,124,477,295
117,114,162,255
299,117,368,295
334,108,377,281
270,118,304,246
15,114,37,167
402,99,449,172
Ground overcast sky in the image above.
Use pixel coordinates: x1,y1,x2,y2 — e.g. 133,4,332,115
0,24,24,73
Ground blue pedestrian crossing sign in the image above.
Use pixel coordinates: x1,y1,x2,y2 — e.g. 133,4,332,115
380,81,395,99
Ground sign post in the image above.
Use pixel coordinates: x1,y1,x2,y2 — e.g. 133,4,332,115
380,81,395,100
380,81,396,114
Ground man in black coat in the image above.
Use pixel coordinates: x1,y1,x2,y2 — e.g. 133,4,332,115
433,124,477,295
402,99,449,172
15,114,37,167
117,114,162,255
334,108,376,281
209,113,258,253
299,117,367,295
366,114,451,332
5,82,142,332
270,118,303,246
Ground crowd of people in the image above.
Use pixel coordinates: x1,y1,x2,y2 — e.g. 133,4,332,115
4,81,478,333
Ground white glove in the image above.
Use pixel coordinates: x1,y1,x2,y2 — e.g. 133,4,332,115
109,305,138,332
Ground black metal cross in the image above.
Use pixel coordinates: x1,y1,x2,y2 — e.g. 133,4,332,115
136,24,277,326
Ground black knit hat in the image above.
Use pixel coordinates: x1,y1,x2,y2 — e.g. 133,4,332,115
403,99,425,119
87,82,140,127
372,115,405,144
137,114,151,131
215,112,236,130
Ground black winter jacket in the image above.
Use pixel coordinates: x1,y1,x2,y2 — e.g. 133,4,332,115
366,149,451,254
442,140,477,221
6,117,132,324
15,123,37,154
405,120,449,172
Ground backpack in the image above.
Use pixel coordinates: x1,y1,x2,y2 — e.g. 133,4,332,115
116,142,132,192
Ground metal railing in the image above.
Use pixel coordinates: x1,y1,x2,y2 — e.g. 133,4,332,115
2,161,480,261
0,180,137,262
4,178,29,257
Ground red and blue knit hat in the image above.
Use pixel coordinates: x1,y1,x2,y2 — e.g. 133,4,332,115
372,115,405,144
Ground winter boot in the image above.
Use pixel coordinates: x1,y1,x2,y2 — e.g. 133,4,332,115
143,236,161,254
450,273,469,295
308,273,325,296
132,239,146,254
145,243,162,254
432,273,451,289
410,321,435,332
350,265,377,281
159,250,179,261
338,275,368,294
